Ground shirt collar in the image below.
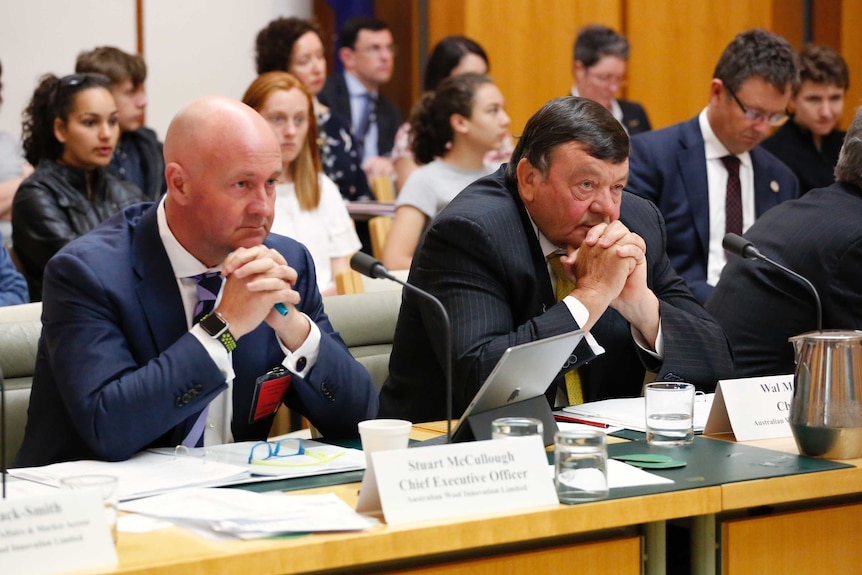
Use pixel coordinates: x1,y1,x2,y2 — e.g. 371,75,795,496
344,71,376,99
156,197,221,279
699,108,752,167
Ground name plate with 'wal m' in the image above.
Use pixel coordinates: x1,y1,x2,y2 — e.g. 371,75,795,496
704,374,794,441
372,436,558,525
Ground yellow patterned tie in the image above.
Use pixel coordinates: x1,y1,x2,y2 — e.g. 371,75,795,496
547,253,584,405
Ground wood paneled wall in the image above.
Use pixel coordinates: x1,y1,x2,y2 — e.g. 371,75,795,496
391,0,860,134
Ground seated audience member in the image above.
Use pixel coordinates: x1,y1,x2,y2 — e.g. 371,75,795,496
707,109,862,377
571,24,651,135
378,97,732,423
0,58,34,242
318,16,401,180
75,46,165,202
390,35,512,190
0,230,28,306
242,72,361,295
13,73,143,301
627,29,800,304
255,17,373,201
761,44,850,193
14,96,378,467
382,73,510,271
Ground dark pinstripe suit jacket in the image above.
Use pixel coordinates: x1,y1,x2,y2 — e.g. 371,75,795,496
379,167,733,423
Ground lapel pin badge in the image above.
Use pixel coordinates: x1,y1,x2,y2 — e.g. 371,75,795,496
770,180,780,193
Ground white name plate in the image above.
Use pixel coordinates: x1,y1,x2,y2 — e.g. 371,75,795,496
0,492,117,575
372,436,558,525
704,374,794,441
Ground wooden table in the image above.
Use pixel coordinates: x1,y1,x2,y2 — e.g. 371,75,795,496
76,431,861,575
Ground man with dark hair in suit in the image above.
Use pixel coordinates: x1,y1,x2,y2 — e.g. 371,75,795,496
378,97,732,424
75,46,166,202
15,96,377,466
571,24,651,135
627,29,800,304
318,16,401,181
707,108,862,377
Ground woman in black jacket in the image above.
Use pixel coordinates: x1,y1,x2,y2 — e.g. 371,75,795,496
13,73,143,300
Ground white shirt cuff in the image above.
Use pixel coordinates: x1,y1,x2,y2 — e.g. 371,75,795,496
278,313,321,378
562,295,605,357
632,322,664,360
191,324,235,382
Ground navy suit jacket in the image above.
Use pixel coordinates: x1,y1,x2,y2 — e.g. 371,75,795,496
15,203,377,466
379,167,733,423
627,116,799,303
318,73,401,156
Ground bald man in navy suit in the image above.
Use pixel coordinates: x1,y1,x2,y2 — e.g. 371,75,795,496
16,96,377,466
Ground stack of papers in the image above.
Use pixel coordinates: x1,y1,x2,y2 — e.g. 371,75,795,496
562,394,714,432
10,440,365,501
120,488,374,539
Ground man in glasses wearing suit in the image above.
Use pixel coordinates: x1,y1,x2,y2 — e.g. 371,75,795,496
15,96,377,466
627,29,800,304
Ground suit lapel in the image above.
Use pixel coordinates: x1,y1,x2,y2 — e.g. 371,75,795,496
751,148,780,216
506,177,555,313
131,206,188,353
678,119,711,261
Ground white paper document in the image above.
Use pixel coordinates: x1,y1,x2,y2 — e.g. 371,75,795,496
10,440,365,501
562,394,714,432
546,459,674,488
119,488,373,539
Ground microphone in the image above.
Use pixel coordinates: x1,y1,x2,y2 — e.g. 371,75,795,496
350,252,453,443
723,233,822,330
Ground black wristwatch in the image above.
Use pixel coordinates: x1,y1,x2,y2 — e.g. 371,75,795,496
199,312,237,352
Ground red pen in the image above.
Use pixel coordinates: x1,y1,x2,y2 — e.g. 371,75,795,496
554,414,610,428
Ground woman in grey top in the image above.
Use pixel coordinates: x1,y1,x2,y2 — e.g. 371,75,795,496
382,74,510,271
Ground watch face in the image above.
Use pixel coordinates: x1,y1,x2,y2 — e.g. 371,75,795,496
199,312,228,338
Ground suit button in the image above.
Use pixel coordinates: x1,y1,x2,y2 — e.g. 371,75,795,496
182,391,192,403
175,397,184,407
321,382,335,401
296,357,307,372
193,384,203,392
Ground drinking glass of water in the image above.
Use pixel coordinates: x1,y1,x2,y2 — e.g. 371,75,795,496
645,382,695,446
554,429,608,503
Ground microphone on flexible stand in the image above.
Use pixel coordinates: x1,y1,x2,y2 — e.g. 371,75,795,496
350,252,453,443
723,233,822,330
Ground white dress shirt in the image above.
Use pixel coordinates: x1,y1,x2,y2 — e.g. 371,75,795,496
699,109,756,286
156,198,322,445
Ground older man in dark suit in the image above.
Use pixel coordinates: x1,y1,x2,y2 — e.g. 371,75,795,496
15,96,377,466
707,109,862,377
627,29,800,304
378,97,732,423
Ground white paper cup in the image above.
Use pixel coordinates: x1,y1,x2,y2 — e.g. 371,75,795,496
358,419,412,464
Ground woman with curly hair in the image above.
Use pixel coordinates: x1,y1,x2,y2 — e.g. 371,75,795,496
243,72,360,295
381,73,510,271
256,17,373,202
13,73,142,300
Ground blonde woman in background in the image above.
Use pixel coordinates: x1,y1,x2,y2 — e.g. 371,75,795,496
243,72,360,295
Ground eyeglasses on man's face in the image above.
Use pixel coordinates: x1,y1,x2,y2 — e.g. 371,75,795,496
725,84,788,126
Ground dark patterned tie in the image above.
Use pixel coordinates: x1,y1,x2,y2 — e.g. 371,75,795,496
721,155,743,236
192,272,223,324
354,93,377,157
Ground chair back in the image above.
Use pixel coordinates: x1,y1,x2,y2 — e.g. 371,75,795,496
368,215,393,261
